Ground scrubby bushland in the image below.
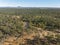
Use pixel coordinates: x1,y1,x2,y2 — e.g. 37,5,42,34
0,8,60,45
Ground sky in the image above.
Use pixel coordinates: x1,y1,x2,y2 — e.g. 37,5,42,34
0,0,60,7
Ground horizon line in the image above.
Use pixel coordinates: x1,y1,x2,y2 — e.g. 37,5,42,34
0,6,60,8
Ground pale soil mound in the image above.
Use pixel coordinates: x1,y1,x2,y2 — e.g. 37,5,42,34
2,29,60,45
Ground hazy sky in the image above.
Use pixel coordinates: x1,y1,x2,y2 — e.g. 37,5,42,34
0,0,60,7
